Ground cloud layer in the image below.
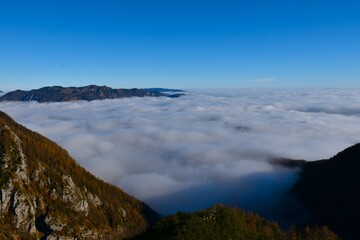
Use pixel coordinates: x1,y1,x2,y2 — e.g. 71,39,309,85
1,88,360,218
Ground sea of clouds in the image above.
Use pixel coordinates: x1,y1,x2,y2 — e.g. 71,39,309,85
1,88,360,220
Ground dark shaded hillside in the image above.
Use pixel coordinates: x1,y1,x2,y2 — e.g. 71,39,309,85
293,143,360,240
0,111,160,239
0,85,183,102
133,204,339,240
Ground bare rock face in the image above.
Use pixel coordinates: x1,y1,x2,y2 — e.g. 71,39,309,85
13,193,37,234
45,216,66,232
85,187,102,206
0,181,13,215
62,175,78,202
10,128,29,183
0,112,160,239
0,125,38,237
62,175,89,215
0,127,38,238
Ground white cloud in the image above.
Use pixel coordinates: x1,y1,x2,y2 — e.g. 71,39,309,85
1,88,360,219
246,77,276,83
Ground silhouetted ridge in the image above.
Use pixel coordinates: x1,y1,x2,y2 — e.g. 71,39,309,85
293,143,360,240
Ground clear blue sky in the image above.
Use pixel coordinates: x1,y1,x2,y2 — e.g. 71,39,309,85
1,0,360,91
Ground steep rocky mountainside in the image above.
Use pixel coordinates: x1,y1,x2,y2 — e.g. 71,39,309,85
0,111,159,239
0,85,184,102
133,204,339,240
293,143,360,240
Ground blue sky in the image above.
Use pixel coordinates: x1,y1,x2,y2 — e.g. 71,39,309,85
1,0,360,90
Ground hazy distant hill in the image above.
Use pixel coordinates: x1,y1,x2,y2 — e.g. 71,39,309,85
0,85,184,102
144,88,186,98
0,111,160,239
144,88,185,93
292,143,360,240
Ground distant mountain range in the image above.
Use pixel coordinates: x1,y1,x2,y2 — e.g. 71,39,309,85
0,111,160,239
144,88,185,93
0,85,185,102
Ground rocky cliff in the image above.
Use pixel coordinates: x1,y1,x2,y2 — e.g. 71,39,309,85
0,111,159,239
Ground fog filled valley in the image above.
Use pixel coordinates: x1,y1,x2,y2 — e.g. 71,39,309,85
1,88,359,226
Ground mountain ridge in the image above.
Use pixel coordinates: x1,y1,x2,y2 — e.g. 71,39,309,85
0,85,184,102
289,143,360,240
0,111,160,239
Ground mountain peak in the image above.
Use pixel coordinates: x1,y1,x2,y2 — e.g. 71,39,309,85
328,143,360,164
